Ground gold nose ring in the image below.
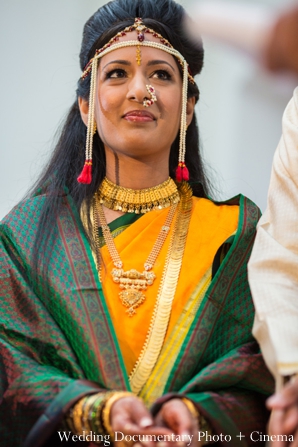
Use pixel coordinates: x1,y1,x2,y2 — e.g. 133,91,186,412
143,85,157,107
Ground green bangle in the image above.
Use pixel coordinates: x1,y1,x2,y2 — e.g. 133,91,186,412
82,393,102,432
90,393,106,435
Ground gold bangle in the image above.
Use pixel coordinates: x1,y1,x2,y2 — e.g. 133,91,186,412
181,397,200,420
65,393,107,436
102,391,135,439
181,398,213,445
72,396,88,434
200,417,214,446
66,408,77,434
200,415,212,434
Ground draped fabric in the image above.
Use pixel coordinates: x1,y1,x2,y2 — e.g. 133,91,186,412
99,197,239,377
248,88,298,390
0,191,274,447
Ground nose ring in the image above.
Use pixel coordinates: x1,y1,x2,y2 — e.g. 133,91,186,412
143,85,157,107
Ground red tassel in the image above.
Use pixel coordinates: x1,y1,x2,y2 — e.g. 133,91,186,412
77,161,92,184
176,162,189,182
175,164,183,182
182,165,189,181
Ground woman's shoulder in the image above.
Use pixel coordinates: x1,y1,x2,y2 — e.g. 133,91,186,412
1,194,47,231
191,194,261,231
192,194,260,213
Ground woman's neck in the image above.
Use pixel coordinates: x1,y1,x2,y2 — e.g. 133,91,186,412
105,151,170,189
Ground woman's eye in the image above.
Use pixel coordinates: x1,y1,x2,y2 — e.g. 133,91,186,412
106,69,127,79
152,70,172,80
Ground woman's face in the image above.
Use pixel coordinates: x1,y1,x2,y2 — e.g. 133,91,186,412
79,32,195,163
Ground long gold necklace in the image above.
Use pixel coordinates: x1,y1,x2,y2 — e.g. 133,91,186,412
130,182,193,394
93,192,178,316
97,177,180,214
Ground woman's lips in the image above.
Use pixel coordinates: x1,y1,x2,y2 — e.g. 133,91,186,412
123,110,155,122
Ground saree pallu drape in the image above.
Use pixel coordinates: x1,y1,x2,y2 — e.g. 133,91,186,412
0,191,274,447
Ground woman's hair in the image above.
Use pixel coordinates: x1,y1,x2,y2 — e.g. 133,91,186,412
29,0,210,272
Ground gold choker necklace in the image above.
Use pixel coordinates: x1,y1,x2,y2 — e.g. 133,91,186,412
97,177,180,214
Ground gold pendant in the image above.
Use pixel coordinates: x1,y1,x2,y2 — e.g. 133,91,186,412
119,289,145,316
111,268,156,316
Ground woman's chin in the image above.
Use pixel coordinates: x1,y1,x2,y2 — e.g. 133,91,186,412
105,139,167,158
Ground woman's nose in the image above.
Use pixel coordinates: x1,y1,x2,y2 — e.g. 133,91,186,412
126,75,149,103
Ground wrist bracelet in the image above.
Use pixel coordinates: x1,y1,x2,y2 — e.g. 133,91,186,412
181,397,214,445
66,407,77,434
89,394,105,434
82,393,102,431
102,391,135,439
65,392,106,436
66,390,141,442
93,393,108,435
72,396,88,434
181,397,200,420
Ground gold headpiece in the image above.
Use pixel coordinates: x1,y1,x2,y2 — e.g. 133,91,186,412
81,18,195,83
77,18,194,185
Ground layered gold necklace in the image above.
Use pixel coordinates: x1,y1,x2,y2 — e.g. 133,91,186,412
93,190,177,316
97,177,180,214
92,181,193,393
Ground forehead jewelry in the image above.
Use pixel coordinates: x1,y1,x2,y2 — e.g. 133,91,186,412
133,19,145,66
136,45,142,66
143,85,157,108
77,18,195,185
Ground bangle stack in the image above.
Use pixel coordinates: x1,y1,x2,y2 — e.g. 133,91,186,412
181,397,213,445
66,391,134,442
102,392,136,439
67,392,106,437
85,393,106,435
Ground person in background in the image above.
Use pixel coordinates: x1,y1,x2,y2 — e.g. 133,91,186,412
249,6,298,445
248,89,298,447
264,6,298,76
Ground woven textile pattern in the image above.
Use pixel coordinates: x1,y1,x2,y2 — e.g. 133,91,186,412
0,193,273,446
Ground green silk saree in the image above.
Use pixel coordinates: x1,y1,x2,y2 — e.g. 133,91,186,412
0,192,273,446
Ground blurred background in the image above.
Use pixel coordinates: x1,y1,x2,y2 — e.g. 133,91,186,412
0,0,297,219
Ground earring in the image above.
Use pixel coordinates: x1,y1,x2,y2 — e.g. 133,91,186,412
77,120,97,184
143,85,157,107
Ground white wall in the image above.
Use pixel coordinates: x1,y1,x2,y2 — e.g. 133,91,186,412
0,0,104,219
0,0,296,219
184,0,296,208
196,42,295,207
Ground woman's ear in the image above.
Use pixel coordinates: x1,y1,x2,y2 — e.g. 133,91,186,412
78,97,89,126
186,96,196,126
